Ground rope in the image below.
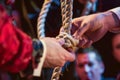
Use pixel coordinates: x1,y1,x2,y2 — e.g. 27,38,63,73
37,0,78,80
63,0,73,34
51,0,79,80
37,0,53,39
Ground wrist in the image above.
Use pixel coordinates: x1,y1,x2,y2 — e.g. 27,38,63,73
33,38,47,77
103,11,120,32
32,39,44,65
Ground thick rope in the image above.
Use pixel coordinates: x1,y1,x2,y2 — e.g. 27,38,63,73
37,0,78,79
34,0,52,77
51,0,79,80
37,0,53,39
62,0,73,34
61,0,66,28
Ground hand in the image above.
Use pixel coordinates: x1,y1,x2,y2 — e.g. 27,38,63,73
41,37,75,68
72,12,117,48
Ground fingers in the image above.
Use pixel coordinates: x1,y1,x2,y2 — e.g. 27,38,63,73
77,36,93,48
78,37,88,47
72,17,85,27
57,38,65,46
56,38,76,63
82,40,93,48
71,17,86,34
73,23,89,39
64,51,75,62
60,17,84,34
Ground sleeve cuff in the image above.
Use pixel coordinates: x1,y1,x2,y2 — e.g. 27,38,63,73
108,7,120,33
109,7,120,21
33,40,47,77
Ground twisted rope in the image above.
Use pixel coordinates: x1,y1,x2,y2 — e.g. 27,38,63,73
62,0,73,34
37,0,78,79
34,0,52,77
51,0,79,80
61,0,66,27
37,0,53,39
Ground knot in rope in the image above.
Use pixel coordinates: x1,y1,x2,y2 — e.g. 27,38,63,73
56,32,79,50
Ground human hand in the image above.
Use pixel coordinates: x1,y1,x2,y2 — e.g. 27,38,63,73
72,12,117,48
41,37,75,68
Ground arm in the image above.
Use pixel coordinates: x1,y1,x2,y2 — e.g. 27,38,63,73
71,7,120,48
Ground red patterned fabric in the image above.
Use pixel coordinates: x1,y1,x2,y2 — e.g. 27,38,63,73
0,5,33,73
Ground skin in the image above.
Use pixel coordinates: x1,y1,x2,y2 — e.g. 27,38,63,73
41,37,75,68
71,11,118,48
75,52,104,80
112,34,120,62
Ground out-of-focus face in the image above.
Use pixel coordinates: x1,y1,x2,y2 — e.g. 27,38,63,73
112,34,120,62
75,52,104,80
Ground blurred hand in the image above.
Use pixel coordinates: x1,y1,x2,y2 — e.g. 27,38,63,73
72,12,117,48
41,37,75,68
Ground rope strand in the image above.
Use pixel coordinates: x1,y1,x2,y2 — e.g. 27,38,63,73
37,0,52,39
51,0,74,80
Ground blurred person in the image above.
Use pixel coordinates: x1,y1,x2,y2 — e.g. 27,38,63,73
60,47,115,80
75,47,104,80
112,33,120,62
0,0,21,27
0,3,75,80
73,0,98,19
75,47,115,80
77,0,98,16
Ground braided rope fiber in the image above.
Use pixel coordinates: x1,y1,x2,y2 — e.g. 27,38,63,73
62,0,73,34
37,0,78,80
33,0,52,77
37,0,53,39
51,0,77,80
